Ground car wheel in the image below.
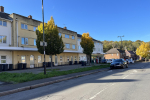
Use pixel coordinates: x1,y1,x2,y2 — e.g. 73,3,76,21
122,65,125,69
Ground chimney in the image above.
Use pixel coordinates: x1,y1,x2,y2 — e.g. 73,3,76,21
28,15,32,19
0,6,4,12
64,26,67,29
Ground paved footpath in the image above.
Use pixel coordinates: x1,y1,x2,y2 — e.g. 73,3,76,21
0,62,149,100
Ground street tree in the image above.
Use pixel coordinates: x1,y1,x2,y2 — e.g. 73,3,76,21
36,16,64,67
80,33,94,65
136,42,150,62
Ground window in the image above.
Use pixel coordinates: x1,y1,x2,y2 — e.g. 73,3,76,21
59,33,61,37
98,43,99,45
21,38,28,45
72,45,75,49
3,21,7,26
0,36,7,43
0,20,7,26
38,56,42,63
21,23,28,30
78,46,81,50
65,44,70,49
78,39,81,41
94,42,96,45
60,56,62,62
1,56,6,64
34,39,36,46
98,48,100,51
72,36,75,39
75,56,76,61
21,56,26,63
0,20,2,25
33,27,37,31
65,34,69,38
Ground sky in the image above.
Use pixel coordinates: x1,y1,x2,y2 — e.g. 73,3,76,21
1,0,150,42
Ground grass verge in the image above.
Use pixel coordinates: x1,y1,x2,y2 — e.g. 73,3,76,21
0,65,109,83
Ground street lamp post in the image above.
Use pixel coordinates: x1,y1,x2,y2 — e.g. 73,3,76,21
118,35,124,50
42,0,46,74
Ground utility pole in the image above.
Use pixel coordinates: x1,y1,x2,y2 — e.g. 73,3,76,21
118,35,124,50
42,0,46,74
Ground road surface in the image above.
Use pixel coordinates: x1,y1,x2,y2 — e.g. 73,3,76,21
0,62,150,100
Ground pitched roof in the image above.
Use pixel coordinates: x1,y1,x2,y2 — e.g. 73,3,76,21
0,12,12,20
128,51,135,54
106,48,125,54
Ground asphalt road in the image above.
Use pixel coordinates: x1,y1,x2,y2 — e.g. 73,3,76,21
0,62,150,100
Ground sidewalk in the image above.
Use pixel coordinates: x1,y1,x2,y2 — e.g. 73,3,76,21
0,66,109,96
0,63,102,74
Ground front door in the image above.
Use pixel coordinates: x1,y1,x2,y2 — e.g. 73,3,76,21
55,56,58,66
30,55,34,68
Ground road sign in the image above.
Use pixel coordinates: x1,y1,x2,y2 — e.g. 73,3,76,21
40,41,47,46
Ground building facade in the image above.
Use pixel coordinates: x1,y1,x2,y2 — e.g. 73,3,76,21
0,6,13,64
104,48,126,59
77,34,104,63
0,6,104,69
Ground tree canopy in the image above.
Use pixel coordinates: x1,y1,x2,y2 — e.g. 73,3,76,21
36,16,64,65
136,42,150,59
80,33,94,55
102,40,144,52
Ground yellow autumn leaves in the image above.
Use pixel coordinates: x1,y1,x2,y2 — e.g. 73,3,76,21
136,42,150,58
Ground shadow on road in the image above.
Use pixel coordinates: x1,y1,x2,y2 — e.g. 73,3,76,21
1,62,150,99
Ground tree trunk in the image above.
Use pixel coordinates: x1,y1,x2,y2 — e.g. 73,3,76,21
51,55,53,69
88,55,90,65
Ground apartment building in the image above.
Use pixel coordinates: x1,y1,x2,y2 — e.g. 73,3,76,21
0,6,13,64
0,6,104,68
8,13,80,67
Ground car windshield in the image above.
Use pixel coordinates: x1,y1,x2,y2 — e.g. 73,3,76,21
113,59,122,62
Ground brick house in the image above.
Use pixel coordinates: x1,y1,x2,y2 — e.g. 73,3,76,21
125,49,139,60
104,48,126,59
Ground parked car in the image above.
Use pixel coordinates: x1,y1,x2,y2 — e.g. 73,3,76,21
110,59,128,69
128,59,134,63
101,59,107,63
126,59,134,64
107,59,115,63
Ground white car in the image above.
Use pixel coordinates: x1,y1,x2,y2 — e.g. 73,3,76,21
107,59,115,63
126,59,134,64
128,59,134,63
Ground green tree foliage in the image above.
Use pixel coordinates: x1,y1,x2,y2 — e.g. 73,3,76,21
80,33,94,64
36,16,64,67
102,40,143,52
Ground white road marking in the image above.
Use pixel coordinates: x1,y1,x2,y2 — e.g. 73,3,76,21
122,75,129,79
133,70,137,73
89,83,115,100
90,68,139,99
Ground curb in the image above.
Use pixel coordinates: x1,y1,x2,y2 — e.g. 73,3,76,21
0,68,109,97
